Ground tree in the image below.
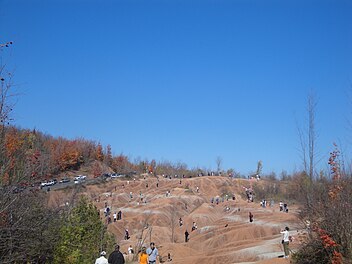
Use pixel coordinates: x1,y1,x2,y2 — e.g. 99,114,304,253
307,94,317,180
0,42,14,135
170,204,178,243
95,143,104,162
298,92,318,180
0,42,64,263
0,190,63,264
104,144,113,167
133,213,153,261
149,159,156,174
293,144,349,263
216,156,222,174
54,196,114,264
0,41,16,184
92,161,103,178
112,154,130,173
256,160,262,177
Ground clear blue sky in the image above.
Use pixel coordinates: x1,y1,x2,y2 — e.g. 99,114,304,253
1,0,352,175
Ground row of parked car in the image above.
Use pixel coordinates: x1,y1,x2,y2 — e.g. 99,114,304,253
102,173,126,178
40,175,87,187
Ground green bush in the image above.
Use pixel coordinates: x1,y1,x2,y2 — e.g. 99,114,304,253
53,196,114,264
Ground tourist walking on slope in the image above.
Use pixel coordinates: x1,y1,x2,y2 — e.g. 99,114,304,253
249,212,254,222
95,251,108,264
146,242,159,264
108,245,125,264
128,245,134,255
139,247,148,264
185,230,189,242
125,229,130,240
191,221,197,231
280,227,290,258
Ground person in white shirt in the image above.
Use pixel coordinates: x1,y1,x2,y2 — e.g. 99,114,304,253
128,245,133,254
95,251,108,264
280,227,290,258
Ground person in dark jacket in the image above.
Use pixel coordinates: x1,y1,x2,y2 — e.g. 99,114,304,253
108,244,125,264
185,230,189,242
249,212,254,222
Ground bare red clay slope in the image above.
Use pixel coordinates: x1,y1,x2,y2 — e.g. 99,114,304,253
50,176,302,264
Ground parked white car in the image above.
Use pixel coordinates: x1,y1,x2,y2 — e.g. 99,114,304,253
74,175,87,181
111,173,125,178
41,180,56,187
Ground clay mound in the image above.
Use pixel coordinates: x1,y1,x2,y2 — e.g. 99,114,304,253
50,176,299,264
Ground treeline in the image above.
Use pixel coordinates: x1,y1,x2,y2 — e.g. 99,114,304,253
1,126,229,186
1,126,128,184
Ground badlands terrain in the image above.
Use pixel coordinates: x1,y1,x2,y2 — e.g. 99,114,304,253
49,175,304,264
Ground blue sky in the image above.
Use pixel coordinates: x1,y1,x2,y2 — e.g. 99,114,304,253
1,0,352,175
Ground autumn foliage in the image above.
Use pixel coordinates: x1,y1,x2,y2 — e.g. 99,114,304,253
0,127,115,184
315,227,343,264
293,144,351,264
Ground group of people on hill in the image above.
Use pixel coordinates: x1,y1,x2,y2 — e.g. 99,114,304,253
211,193,235,205
112,211,122,222
279,201,289,213
95,245,125,264
104,205,122,225
138,242,159,264
97,174,294,263
95,242,159,264
260,199,275,208
96,228,292,263
244,187,254,202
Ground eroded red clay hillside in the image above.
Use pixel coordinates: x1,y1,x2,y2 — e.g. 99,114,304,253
49,175,304,264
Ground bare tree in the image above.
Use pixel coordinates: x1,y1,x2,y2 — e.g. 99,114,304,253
133,213,153,261
0,42,66,263
170,204,178,243
297,92,318,180
256,160,263,177
297,123,308,174
0,41,16,183
307,93,317,180
216,156,222,174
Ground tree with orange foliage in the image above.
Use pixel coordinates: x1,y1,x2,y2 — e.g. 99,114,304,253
0,43,65,263
149,159,156,174
96,143,104,162
293,144,350,263
112,154,130,174
55,139,83,172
